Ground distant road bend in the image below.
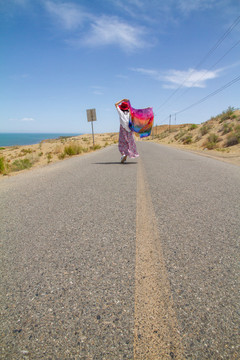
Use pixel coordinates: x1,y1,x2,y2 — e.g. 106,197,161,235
1,142,239,359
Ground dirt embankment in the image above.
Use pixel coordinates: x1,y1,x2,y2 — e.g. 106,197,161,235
144,108,240,166
0,133,118,177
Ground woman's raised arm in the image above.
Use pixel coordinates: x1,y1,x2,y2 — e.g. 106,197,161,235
115,99,129,108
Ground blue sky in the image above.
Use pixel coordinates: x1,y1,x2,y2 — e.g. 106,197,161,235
1,0,240,134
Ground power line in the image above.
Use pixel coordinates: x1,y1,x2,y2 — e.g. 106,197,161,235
194,16,240,69
154,115,169,126
155,74,240,124
175,74,240,116
154,15,240,113
207,39,240,71
172,39,240,101
154,39,240,121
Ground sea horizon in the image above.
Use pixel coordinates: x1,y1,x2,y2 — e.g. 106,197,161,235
0,133,81,147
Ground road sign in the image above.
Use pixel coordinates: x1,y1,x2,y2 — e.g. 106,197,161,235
87,109,97,122
86,108,97,145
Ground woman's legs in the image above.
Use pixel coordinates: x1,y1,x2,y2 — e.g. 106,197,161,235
118,125,139,162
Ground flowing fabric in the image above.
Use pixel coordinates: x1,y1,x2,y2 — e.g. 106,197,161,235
118,125,139,158
128,101,154,138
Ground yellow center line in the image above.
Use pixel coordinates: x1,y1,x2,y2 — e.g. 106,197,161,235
134,158,185,359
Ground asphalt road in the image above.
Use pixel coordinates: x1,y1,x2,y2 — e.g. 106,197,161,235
0,142,239,359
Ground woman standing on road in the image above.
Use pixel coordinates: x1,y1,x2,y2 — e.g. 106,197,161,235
115,98,139,163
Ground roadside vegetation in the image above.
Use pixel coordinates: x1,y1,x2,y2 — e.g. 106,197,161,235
0,156,7,175
149,106,240,152
0,133,118,176
11,158,34,172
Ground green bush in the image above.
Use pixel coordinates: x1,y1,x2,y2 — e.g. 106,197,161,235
58,153,66,160
0,156,6,174
174,130,187,141
156,131,169,140
203,133,219,150
182,135,193,144
189,124,198,130
194,135,202,143
82,147,89,153
208,133,219,143
64,144,83,156
225,126,240,147
200,125,211,136
91,144,101,151
223,123,233,134
225,134,239,147
20,148,32,155
219,106,235,123
47,153,52,163
11,158,33,172
205,142,217,150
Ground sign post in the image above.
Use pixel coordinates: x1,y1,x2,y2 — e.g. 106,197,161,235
86,109,97,146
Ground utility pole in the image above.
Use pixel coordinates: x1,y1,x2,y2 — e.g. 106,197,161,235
152,115,154,139
169,114,171,132
91,120,95,146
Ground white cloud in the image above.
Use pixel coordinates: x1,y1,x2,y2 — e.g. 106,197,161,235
131,67,221,88
44,2,148,51
163,68,220,88
110,0,219,21
82,16,146,50
90,85,105,95
177,0,216,14
130,67,161,79
21,117,35,122
44,1,88,30
111,0,145,18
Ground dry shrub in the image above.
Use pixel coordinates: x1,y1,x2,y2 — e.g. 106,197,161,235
200,125,211,136
182,135,193,144
54,145,63,154
11,158,33,172
91,144,101,151
225,132,240,147
222,123,233,134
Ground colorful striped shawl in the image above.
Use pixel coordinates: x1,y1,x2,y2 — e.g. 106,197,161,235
128,101,154,138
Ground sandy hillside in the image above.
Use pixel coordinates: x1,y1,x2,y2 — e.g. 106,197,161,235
0,133,118,177
144,108,240,166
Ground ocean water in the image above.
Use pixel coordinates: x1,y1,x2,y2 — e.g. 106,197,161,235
0,133,81,147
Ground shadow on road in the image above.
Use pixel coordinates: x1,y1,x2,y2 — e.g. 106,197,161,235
93,162,138,165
